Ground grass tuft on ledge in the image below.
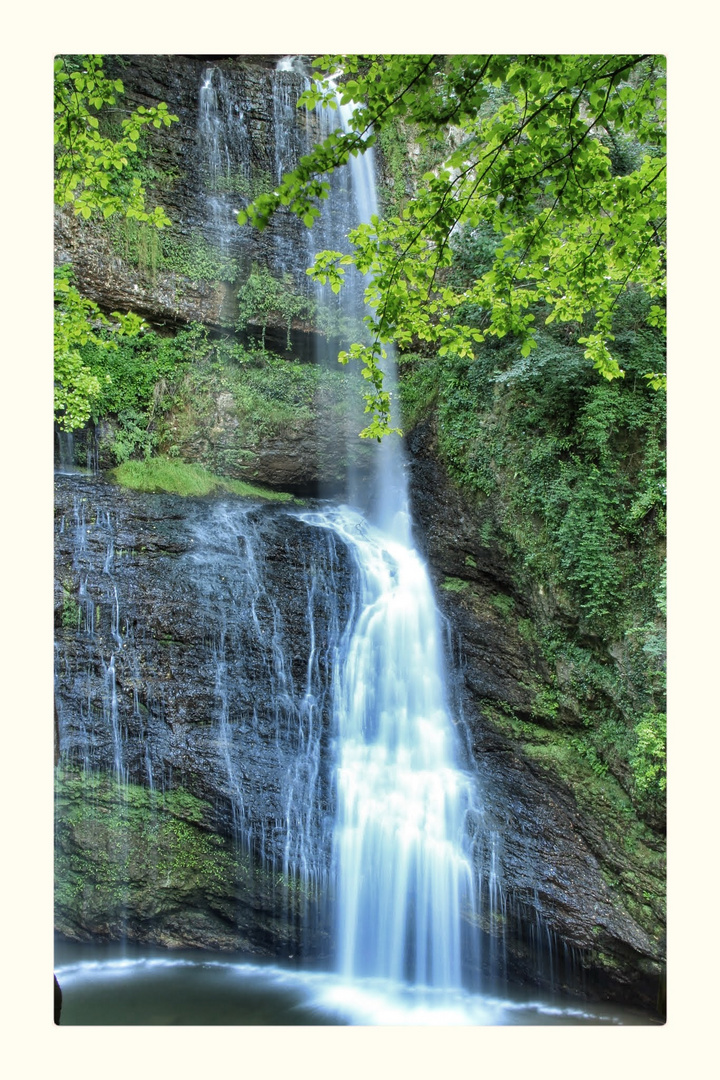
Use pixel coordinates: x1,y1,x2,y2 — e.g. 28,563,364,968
112,457,296,502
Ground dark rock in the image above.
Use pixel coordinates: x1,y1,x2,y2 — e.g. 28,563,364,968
54,473,353,961
406,417,666,1010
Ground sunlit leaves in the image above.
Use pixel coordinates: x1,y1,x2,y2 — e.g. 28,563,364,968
54,265,148,431
239,54,666,434
54,54,178,429
643,372,667,391
336,341,402,440
54,54,178,226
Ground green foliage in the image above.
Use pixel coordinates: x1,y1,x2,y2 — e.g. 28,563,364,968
401,311,665,640
630,711,667,799
107,218,239,283
520,608,666,817
76,322,208,456
74,310,358,478
234,263,366,351
109,217,164,281
164,234,238,283
396,353,440,428
113,456,295,501
236,265,313,350
54,55,181,432
54,54,178,225
570,735,609,777
377,123,411,215
533,688,560,723
398,261,665,818
240,54,666,436
54,265,147,431
61,586,81,628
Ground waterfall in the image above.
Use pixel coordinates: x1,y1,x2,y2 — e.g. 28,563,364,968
52,58,662,1026
278,64,482,996
301,506,476,990
198,66,251,255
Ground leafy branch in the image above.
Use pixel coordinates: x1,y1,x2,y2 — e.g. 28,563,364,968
54,54,178,225
237,55,666,436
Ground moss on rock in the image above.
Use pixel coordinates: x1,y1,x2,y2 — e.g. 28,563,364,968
54,767,316,952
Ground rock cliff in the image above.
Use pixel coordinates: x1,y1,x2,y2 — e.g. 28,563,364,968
54,54,665,1014
54,462,665,1009
55,55,325,344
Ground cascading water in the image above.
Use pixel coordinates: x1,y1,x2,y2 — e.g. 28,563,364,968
303,506,476,992
54,58,647,1026
282,64,482,999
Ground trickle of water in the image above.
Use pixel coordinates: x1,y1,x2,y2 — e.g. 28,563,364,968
103,655,127,785
198,66,251,253
184,500,345,909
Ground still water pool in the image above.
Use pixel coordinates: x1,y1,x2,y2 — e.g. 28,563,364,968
54,939,659,1026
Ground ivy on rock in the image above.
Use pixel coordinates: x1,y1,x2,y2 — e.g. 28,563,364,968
54,55,179,431
54,266,147,432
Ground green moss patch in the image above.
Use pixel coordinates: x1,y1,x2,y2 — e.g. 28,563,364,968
113,457,295,501
55,770,241,917
54,768,316,940
441,576,470,593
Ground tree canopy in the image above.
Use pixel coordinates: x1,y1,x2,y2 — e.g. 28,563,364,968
239,54,666,438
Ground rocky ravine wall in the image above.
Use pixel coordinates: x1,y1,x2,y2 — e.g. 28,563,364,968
406,419,665,1009
54,54,665,1011
54,457,665,1011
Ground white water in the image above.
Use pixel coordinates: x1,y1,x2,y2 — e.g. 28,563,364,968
289,67,478,995
304,506,476,990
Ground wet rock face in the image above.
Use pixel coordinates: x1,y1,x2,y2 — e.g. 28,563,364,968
54,474,353,838
54,473,354,956
55,55,321,334
406,419,666,1009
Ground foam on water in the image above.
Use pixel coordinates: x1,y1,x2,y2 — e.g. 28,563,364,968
54,953,629,1025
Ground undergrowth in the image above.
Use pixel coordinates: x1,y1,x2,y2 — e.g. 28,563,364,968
398,273,666,819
